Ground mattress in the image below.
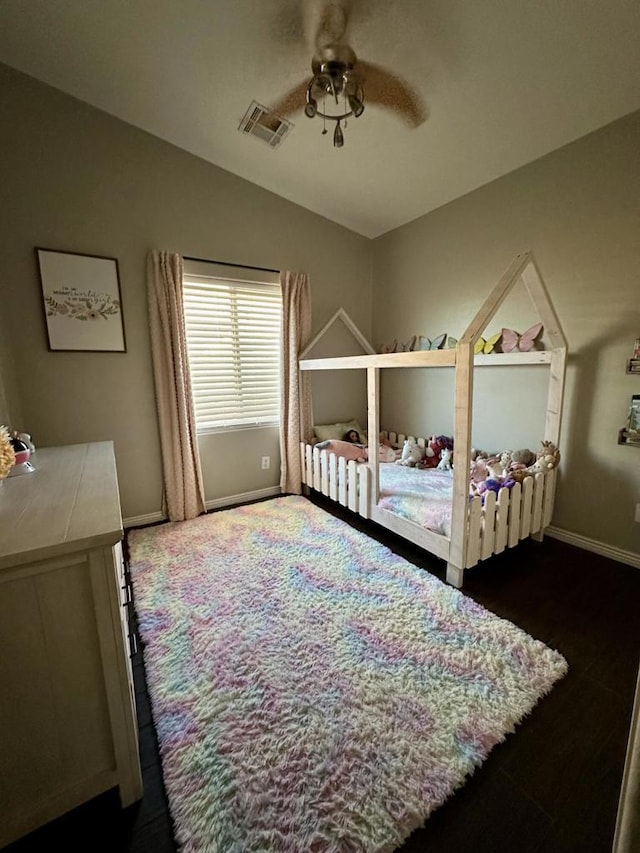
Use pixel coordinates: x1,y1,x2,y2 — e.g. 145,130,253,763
377,464,454,537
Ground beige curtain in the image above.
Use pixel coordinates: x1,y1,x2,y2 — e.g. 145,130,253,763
280,271,313,494
147,251,206,521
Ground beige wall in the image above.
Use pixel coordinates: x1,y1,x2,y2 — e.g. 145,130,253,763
0,309,22,428
0,63,371,519
373,110,640,555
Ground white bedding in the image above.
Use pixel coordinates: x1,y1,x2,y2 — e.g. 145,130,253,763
377,464,454,537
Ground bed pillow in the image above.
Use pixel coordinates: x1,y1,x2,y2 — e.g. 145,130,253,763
315,439,367,462
314,419,366,444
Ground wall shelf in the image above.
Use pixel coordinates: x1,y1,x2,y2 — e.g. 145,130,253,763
618,428,640,447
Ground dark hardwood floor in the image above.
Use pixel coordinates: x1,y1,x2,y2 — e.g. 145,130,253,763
7,493,640,852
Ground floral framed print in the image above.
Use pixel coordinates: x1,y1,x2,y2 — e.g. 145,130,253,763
36,248,126,352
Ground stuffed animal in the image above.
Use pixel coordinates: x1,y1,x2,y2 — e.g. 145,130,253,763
437,447,453,470
396,437,425,467
532,440,561,471
509,467,535,484
485,455,505,480
378,445,400,463
499,448,536,474
419,436,441,468
476,478,501,498
511,448,535,467
469,457,489,483
475,474,518,503
434,434,454,451
470,447,488,462
415,445,436,469
421,434,454,468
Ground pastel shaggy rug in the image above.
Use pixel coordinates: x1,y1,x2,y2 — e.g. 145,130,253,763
127,496,567,852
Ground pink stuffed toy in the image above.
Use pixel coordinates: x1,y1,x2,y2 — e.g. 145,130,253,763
469,458,489,495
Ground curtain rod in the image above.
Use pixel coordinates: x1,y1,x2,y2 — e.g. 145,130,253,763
183,255,280,275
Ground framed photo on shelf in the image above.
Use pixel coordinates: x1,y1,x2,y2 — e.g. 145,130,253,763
36,248,126,352
627,395,640,435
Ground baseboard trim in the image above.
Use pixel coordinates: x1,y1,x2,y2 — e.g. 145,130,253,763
123,487,282,529
123,511,165,529
205,486,281,511
546,525,640,569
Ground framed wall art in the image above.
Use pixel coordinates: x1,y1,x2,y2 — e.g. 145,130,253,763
36,248,126,352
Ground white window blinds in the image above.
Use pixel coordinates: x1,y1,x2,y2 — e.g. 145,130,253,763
183,261,282,431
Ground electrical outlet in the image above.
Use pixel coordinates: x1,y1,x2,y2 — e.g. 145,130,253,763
261,456,270,470
635,503,640,524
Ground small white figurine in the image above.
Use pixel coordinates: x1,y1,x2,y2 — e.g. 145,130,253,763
437,447,453,471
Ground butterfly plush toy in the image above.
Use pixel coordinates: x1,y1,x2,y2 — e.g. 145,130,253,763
500,322,543,353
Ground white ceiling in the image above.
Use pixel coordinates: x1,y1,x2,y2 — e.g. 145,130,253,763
0,0,639,238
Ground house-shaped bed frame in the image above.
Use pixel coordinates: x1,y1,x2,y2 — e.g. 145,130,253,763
298,251,568,588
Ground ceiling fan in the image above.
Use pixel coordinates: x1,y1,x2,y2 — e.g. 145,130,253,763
270,0,427,147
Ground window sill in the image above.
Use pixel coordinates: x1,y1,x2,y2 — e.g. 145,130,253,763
197,423,279,437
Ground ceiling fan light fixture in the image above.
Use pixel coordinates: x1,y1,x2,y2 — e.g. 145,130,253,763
303,63,363,147
269,11,427,151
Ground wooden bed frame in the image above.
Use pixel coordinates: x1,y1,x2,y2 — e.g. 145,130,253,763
298,251,567,588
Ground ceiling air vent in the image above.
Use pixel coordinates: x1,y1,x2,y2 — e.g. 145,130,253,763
238,101,293,148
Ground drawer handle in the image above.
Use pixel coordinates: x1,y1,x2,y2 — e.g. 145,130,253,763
128,631,138,659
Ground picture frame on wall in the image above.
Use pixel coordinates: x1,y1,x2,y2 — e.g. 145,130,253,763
36,248,126,352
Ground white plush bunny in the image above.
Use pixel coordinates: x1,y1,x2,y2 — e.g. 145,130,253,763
396,437,425,467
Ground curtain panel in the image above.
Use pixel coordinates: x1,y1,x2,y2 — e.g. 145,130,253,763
147,250,206,521
279,271,313,494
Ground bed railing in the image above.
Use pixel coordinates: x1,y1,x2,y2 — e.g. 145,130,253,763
301,442,371,517
464,468,555,568
299,437,557,571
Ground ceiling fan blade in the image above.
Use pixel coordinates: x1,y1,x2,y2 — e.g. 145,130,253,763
305,0,354,51
357,61,427,127
270,79,309,118
316,2,349,49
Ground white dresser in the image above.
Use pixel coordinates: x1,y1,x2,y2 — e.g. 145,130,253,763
0,442,143,847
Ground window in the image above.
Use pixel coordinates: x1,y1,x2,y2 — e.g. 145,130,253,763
183,260,281,432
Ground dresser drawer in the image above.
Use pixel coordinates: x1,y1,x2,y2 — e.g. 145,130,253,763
0,443,143,846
